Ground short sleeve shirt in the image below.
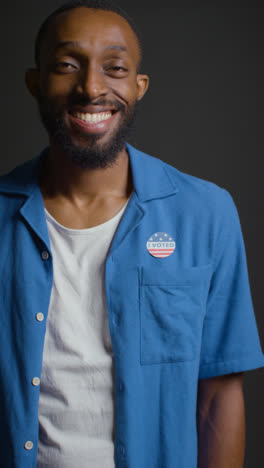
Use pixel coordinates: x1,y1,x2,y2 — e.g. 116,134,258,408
0,143,263,468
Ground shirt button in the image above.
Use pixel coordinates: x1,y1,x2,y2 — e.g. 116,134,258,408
117,443,126,457
24,441,34,451
112,315,120,327
32,377,40,386
41,250,49,260
36,312,44,322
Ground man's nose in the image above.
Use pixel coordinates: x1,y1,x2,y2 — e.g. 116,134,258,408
76,65,108,99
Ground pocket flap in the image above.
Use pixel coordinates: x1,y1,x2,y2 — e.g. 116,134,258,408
141,263,212,287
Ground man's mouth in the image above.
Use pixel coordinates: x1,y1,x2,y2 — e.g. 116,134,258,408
68,109,119,134
71,111,113,124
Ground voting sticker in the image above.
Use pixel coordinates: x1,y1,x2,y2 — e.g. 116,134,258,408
146,232,176,258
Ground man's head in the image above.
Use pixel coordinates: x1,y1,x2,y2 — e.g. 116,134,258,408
25,0,149,169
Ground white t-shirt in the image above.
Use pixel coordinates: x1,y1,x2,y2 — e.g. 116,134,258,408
37,197,131,468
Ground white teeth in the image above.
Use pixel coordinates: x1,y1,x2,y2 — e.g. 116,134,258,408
74,111,112,123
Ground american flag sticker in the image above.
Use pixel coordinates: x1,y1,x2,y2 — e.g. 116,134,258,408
146,232,176,258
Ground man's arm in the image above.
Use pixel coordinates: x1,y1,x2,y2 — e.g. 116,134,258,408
196,372,245,468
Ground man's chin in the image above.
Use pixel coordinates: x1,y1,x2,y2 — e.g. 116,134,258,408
70,131,108,148
51,131,127,169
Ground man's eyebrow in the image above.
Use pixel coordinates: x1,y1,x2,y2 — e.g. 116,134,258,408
104,45,127,52
53,41,127,53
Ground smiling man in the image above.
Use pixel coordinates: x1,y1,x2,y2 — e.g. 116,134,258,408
0,1,264,468
32,3,146,174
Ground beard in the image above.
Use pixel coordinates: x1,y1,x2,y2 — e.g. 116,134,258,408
36,94,139,169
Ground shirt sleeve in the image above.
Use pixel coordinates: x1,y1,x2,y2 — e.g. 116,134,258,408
198,188,264,379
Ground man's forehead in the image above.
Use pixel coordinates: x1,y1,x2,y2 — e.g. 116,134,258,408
45,7,140,57
53,41,128,53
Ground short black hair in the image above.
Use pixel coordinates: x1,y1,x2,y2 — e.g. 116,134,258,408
34,0,143,72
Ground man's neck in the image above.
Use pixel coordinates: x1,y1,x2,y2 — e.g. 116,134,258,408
38,145,134,205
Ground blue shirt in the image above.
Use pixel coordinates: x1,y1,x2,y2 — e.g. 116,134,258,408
0,143,263,468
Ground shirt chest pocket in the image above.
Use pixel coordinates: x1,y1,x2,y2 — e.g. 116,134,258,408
139,264,212,365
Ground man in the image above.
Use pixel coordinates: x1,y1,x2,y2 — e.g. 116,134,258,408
0,1,263,467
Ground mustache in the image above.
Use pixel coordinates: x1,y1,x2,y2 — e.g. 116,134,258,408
68,96,126,113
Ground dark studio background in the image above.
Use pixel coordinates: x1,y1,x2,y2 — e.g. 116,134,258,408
1,2,263,467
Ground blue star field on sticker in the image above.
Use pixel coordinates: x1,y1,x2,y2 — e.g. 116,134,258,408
146,232,176,258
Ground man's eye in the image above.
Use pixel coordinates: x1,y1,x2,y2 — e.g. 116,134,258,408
107,66,128,74
55,62,77,71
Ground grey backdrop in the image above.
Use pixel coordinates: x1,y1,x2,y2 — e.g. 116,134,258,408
1,2,263,467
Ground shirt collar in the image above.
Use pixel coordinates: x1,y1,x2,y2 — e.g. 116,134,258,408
0,143,179,202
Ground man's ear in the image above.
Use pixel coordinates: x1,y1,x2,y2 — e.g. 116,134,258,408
136,74,150,102
25,68,41,99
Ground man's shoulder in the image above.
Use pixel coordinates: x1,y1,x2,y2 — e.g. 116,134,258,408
0,149,46,196
135,145,234,213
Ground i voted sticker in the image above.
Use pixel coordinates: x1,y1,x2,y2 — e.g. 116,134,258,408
146,232,176,258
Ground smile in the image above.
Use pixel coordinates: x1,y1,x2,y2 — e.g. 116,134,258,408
68,109,118,134
72,111,112,123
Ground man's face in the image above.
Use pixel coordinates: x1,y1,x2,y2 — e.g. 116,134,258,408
27,8,149,169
